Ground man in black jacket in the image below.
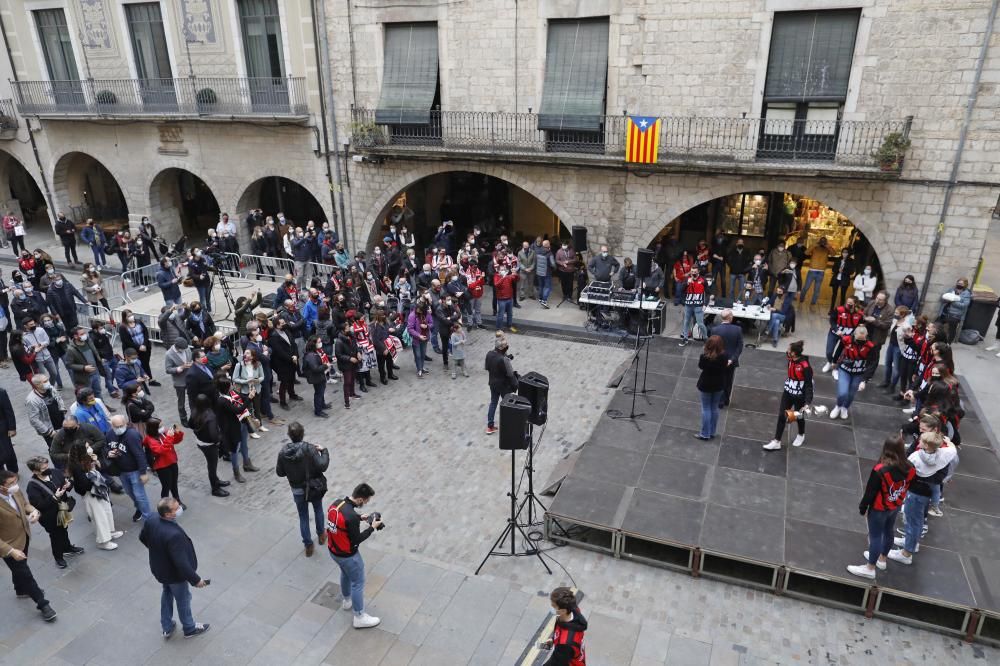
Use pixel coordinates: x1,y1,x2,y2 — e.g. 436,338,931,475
485,333,518,435
55,212,79,265
139,498,210,639
184,349,219,408
725,239,752,299
0,387,15,473
276,422,329,558
326,483,383,629
710,310,744,408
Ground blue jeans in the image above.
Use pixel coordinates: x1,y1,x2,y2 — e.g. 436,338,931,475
800,269,824,304
85,371,102,400
767,313,786,344
90,245,107,267
163,296,182,307
430,318,441,353
681,305,704,340
160,581,195,634
260,373,274,419
711,263,725,294
538,275,552,302
329,550,366,615
487,386,503,427
412,338,427,373
884,345,901,386
673,281,686,305
866,508,899,564
496,299,513,329
836,371,865,409
699,390,723,438
102,358,118,393
312,382,326,415
292,488,325,546
903,492,930,553
231,422,249,472
196,285,211,312
729,274,745,300
119,469,152,520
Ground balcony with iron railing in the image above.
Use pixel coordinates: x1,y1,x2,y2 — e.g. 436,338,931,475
350,108,914,177
11,77,310,120
0,99,18,137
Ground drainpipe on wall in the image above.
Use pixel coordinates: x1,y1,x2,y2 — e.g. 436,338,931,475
308,0,338,235
312,0,351,252
0,10,57,231
919,0,999,314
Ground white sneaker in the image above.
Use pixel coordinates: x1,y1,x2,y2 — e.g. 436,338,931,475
839,408,849,420
928,506,943,517
792,434,806,448
847,564,876,579
340,598,353,611
353,612,380,629
893,537,919,552
887,549,912,564
902,407,915,415
863,551,887,570
822,362,832,373
996,351,1000,358
829,406,841,419
762,439,782,451
250,432,261,439
258,425,270,432
986,344,998,351
97,541,118,551
110,530,125,539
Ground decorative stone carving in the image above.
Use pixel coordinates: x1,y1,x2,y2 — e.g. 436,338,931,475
158,125,188,156
79,0,112,49
182,0,217,44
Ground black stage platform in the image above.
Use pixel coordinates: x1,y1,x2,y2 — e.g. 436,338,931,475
546,337,1000,643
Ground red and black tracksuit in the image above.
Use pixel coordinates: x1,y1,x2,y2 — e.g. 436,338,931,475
774,355,814,441
544,609,587,666
826,306,863,363
898,331,923,394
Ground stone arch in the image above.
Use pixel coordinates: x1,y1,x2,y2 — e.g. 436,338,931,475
233,175,327,223
0,149,49,227
50,151,133,224
636,178,900,278
148,166,223,239
359,163,579,251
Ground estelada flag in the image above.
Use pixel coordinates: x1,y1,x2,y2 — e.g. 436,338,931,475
626,115,661,164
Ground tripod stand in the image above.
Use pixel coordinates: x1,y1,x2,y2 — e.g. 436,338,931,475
623,306,659,398
475,447,552,575
210,267,238,320
516,424,549,528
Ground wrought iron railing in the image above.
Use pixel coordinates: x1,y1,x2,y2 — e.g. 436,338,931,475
0,99,18,131
350,108,913,171
12,77,309,118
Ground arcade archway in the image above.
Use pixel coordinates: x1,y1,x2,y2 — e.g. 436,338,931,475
52,152,128,225
149,168,221,239
647,191,885,308
236,176,326,226
368,170,570,252
0,151,47,227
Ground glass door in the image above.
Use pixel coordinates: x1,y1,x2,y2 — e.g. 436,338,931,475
34,9,85,110
126,3,176,111
237,0,289,113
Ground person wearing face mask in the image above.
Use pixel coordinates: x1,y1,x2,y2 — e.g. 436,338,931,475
23,316,63,389
823,297,863,373
434,295,462,368
0,385,13,472
763,340,814,451
50,413,105,471
586,245,619,283
493,263,519,334
105,414,152,522
725,239,751,298
744,254,768,304
156,256,182,306
0,469,57,622
186,248,213,313
517,241,537,301
163,338,193,427
852,265,877,304
45,273,86,331
123,383,156,435
89,320,120,399
10,287,45,330
25,456,84,570
183,302,216,344
129,235,153,291
267,317,304,408
830,325,876,420
117,312,159,386
291,228,313,289
54,211,80,265
829,248,855,307
335,321,364,406
861,291,893,380
370,245,388,280
893,274,920,312
63,325,104,398
938,277,971,343
679,267,707,346
325,482,383,629
800,236,831,305
115,347,152,396
767,242,791,299
303,334,333,417
80,263,110,315
461,260,486,328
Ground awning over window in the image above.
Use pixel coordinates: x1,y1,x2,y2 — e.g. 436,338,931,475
375,23,439,125
764,9,860,101
538,18,609,132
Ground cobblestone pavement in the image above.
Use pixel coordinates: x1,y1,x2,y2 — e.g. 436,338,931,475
0,329,996,664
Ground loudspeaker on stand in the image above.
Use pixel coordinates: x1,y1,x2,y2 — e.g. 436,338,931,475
517,371,549,426
499,394,532,450
572,226,588,253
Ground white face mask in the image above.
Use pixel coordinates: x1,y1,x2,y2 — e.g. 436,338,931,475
864,269,871,276
2,484,18,495
79,333,89,342
42,382,52,391
136,390,145,399
173,505,184,518
789,263,796,269
113,426,127,435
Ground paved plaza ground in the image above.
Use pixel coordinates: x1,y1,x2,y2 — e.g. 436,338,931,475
1,320,999,665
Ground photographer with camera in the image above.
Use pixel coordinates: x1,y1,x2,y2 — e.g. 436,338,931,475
187,249,213,314
275,422,329,558
485,332,518,435
326,483,383,629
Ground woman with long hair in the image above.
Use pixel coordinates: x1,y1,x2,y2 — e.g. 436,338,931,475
189,394,230,497
80,263,110,315
233,347,267,438
848,436,916,578
122,382,155,437
9,330,36,382
763,340,814,451
830,325,876,420
144,417,185,507
303,334,333,417
216,375,258,482
695,335,730,441
68,441,123,550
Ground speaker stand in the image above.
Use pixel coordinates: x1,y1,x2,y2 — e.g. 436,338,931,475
623,314,657,399
516,423,549,528
475,448,552,576
608,342,646,423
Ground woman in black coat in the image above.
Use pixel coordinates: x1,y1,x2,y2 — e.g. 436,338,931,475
334,322,361,409
303,335,331,417
189,394,229,497
118,311,159,385
267,317,301,408
695,335,731,441
122,383,155,436
215,375,256,483
26,456,82,568
371,310,398,384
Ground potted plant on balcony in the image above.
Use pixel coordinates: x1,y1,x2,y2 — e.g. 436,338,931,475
95,90,118,107
872,132,911,171
196,88,217,113
351,120,382,148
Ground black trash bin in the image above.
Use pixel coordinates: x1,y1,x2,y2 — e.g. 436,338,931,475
963,292,999,338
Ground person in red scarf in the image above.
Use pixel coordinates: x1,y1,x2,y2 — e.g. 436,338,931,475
216,375,258,483
349,311,377,393
303,334,333,418
144,418,185,509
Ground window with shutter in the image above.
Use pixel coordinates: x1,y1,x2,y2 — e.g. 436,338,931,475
538,18,609,133
375,23,440,126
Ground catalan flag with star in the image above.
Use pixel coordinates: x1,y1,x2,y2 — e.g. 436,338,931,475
626,115,661,164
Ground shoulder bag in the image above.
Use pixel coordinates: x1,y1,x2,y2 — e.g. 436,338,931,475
28,478,75,529
304,443,327,500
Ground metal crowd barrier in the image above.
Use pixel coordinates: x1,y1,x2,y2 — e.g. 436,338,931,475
120,262,159,298
240,253,292,282
308,261,338,282
108,304,235,346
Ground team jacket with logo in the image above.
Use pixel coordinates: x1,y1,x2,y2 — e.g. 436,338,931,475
829,306,863,336
860,463,916,513
837,337,877,375
783,356,814,403
683,277,706,306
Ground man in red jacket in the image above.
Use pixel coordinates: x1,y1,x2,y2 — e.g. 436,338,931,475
493,267,518,333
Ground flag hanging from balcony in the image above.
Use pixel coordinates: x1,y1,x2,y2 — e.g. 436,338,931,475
625,115,661,164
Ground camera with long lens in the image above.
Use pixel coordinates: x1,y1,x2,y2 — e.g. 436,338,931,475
366,512,385,531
